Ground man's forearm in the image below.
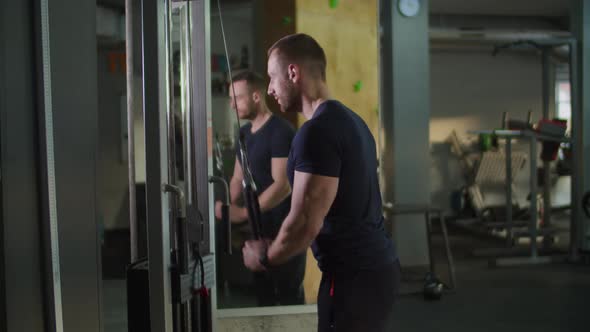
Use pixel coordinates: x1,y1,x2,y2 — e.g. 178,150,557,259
258,181,290,213
264,171,337,267
229,178,242,204
267,213,315,265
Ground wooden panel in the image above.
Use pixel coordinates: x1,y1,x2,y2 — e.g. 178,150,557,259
296,0,379,302
302,248,320,304
255,0,298,127
296,0,379,136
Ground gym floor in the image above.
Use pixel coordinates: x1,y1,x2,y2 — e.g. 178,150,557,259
394,224,590,332
103,222,590,332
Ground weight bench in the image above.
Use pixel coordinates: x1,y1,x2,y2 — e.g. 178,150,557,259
383,203,457,290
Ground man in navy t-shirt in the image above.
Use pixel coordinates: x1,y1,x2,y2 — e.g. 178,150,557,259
241,34,400,331
214,70,305,306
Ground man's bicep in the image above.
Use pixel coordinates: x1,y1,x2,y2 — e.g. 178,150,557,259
291,171,338,235
270,157,289,184
231,158,243,182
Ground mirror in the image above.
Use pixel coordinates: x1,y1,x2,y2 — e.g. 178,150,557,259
210,0,316,309
208,0,381,310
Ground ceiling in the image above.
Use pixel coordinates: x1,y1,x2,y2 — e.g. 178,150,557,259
97,0,124,10
97,0,250,10
97,0,570,18
429,0,570,17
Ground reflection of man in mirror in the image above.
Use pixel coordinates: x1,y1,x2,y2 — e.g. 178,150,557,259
214,70,306,306
242,34,401,331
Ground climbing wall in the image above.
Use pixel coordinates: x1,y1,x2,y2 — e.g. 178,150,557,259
296,0,380,303
296,0,380,137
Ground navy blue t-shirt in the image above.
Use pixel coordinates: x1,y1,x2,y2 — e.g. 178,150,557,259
287,100,397,272
237,115,295,238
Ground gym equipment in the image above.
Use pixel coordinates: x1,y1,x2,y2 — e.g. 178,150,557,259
467,128,569,266
581,191,590,264
423,272,444,301
451,77,572,265
209,176,231,254
383,203,456,298
127,260,150,332
491,38,587,263
127,1,221,330
448,129,528,233
583,191,590,219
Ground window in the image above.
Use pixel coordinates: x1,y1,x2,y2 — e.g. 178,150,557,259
556,81,571,129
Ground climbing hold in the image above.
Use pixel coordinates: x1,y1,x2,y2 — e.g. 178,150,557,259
282,16,293,26
353,80,363,92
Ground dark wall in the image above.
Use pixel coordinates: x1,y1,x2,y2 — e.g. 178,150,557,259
97,45,130,231
0,0,46,331
48,0,101,330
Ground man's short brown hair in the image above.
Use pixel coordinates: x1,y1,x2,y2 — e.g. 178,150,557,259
267,33,327,81
231,70,267,92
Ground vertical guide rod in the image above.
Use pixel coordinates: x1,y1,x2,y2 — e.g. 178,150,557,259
142,0,174,329
569,39,581,260
125,0,138,263
37,0,64,330
165,2,191,331
182,2,194,206
530,134,539,258
541,48,553,235
505,137,513,247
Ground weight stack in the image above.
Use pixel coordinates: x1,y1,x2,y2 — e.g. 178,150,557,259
127,259,150,332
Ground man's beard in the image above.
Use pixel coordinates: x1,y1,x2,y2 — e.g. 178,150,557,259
241,109,256,121
280,83,302,113
240,100,258,120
